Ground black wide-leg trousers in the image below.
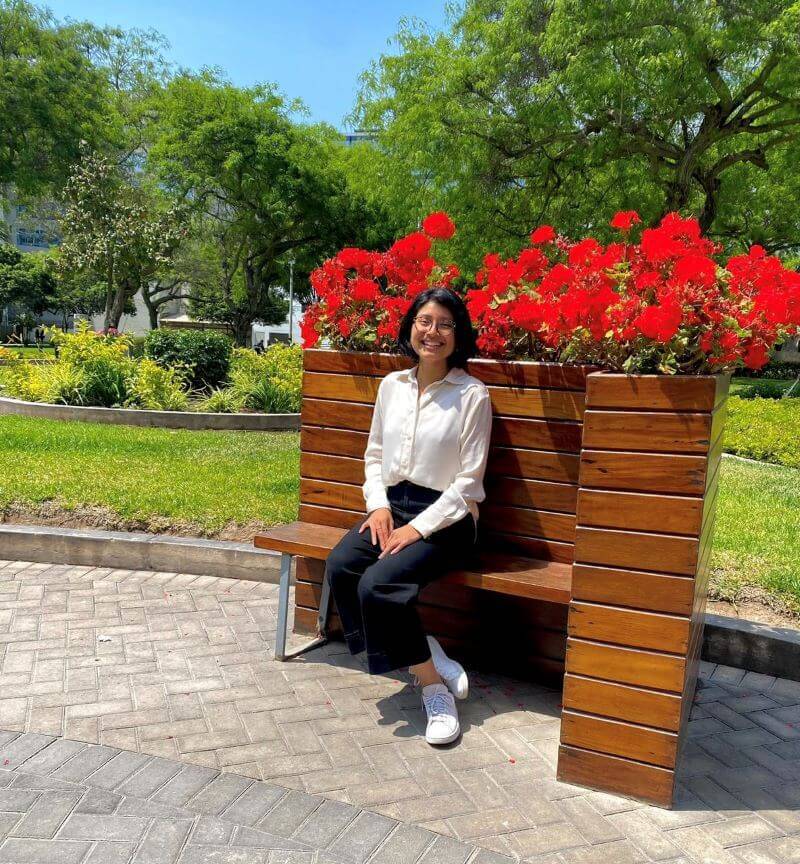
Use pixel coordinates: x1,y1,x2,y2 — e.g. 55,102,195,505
324,480,478,676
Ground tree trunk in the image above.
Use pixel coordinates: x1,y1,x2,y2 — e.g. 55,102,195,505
105,284,129,330
141,287,159,330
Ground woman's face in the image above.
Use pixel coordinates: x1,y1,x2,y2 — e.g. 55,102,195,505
410,300,457,363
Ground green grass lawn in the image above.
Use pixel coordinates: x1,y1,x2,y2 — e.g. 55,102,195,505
0,346,55,358
0,415,299,535
712,456,800,615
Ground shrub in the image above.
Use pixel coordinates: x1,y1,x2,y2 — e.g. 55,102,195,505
198,387,245,414
228,344,302,413
736,361,800,380
125,358,190,411
144,328,233,390
730,377,799,400
725,396,800,469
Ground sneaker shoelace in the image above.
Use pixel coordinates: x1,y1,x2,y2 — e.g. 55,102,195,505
423,689,452,719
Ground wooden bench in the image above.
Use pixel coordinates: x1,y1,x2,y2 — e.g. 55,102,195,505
254,347,727,807
255,348,587,677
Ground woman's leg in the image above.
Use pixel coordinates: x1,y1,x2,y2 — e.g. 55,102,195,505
356,513,476,676
324,523,384,655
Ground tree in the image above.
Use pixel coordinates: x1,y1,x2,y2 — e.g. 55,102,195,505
353,0,800,266
0,0,111,196
57,149,185,329
0,243,53,313
148,73,399,344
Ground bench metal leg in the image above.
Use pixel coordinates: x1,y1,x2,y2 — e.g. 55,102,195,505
274,552,330,662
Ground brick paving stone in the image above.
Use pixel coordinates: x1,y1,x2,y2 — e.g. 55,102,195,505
57,812,149,841
292,799,358,848
257,790,322,838
0,838,91,864
367,824,433,863
131,819,194,864
9,791,82,839
328,811,397,862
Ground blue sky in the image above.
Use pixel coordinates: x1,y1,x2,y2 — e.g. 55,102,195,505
51,1,451,128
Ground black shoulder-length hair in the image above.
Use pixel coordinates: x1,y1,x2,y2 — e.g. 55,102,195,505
397,287,478,371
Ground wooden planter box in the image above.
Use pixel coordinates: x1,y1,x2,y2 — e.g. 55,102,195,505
289,348,729,807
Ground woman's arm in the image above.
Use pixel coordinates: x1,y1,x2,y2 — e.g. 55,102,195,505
362,379,391,514
408,387,493,539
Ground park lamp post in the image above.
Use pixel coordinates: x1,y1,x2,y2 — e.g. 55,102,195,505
288,257,295,345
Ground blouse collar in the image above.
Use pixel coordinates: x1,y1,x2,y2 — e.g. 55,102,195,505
404,365,467,386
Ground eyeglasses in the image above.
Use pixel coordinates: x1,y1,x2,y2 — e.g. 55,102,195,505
413,315,456,334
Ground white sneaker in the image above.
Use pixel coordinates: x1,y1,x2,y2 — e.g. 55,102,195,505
421,683,460,745
427,635,469,700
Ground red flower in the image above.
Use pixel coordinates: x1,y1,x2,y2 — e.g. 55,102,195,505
633,301,682,343
530,225,556,245
610,210,641,231
300,314,320,348
421,211,456,240
351,278,380,302
389,232,431,263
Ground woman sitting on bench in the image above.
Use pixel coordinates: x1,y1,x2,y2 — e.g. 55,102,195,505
324,287,493,746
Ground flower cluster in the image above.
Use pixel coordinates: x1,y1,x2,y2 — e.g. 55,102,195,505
303,211,800,374
301,213,459,353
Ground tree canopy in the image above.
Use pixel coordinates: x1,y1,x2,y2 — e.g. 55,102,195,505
354,0,800,268
148,74,400,343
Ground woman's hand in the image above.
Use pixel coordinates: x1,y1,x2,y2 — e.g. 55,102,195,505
359,507,394,550
377,524,422,559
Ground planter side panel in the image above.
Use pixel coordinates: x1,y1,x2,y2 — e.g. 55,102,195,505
557,372,728,808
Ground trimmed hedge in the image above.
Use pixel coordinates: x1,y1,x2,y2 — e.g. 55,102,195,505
725,396,800,469
144,329,233,390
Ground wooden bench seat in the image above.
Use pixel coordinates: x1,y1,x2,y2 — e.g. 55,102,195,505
255,520,572,604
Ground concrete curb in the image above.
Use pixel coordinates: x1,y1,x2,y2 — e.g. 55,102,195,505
703,612,800,683
0,395,300,431
0,524,281,583
2,524,798,682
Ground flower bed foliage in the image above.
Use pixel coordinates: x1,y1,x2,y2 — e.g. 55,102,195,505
302,211,800,374
144,328,233,390
0,323,302,413
725,396,800,469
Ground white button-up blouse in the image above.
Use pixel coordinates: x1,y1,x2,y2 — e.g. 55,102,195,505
362,364,493,541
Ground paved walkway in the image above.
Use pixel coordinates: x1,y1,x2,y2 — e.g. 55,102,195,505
1,559,799,863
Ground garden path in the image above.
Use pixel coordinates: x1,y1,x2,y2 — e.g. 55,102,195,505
0,559,798,863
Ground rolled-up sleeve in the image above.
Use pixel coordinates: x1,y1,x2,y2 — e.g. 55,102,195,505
408,387,493,539
362,380,391,514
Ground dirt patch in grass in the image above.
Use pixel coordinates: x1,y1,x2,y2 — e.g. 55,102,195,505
0,501,273,543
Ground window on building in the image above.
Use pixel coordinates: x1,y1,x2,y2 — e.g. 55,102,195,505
16,228,47,247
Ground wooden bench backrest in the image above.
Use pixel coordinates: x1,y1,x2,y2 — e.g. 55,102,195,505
298,348,593,563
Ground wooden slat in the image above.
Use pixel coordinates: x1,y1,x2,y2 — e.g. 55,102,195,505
487,386,585,421
586,374,718,412
582,411,713,454
298,504,364,530
300,479,365,512
467,358,592,390
565,639,686,693
303,372,380,404
301,427,368,459
295,556,325,584
303,349,410,376
560,711,678,768
579,450,708,495
491,416,582,452
571,564,694,616
486,477,578,514
443,553,572,604
563,675,682,731
254,521,347,558
576,489,703,536
301,398,374,432
557,746,674,807
489,447,580,484
567,602,690,654
575,527,699,577
300,452,363,485
487,532,575,564
481,505,576,543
